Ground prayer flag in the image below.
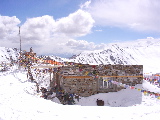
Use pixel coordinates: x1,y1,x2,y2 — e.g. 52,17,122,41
104,79,108,82
108,80,112,82
138,89,141,91
144,92,147,95
84,71,89,76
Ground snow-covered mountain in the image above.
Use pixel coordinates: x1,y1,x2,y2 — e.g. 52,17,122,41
1,38,160,73
38,55,69,63
68,38,160,73
69,38,159,63
0,47,19,63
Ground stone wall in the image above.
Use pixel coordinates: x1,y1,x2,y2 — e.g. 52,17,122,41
61,76,97,97
55,64,143,97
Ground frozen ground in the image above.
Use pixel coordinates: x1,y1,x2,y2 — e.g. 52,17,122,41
0,66,160,120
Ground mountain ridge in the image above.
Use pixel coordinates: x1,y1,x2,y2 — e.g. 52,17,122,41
1,38,160,73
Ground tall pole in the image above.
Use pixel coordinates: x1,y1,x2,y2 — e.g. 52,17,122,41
19,26,22,68
19,26,22,54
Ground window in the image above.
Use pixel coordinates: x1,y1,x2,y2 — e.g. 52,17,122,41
99,77,110,89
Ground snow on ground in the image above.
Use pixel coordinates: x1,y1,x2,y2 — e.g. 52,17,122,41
0,67,160,119
76,84,142,107
143,80,160,93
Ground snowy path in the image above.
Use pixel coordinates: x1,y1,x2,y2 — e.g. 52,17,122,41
0,72,160,120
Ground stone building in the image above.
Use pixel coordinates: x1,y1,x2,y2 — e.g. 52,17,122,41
51,64,143,97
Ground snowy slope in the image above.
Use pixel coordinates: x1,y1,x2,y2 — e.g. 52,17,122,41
69,44,134,65
0,67,160,120
40,55,69,62
0,47,19,63
68,38,160,73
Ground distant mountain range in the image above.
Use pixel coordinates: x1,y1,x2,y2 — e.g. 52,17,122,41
52,38,160,73
1,38,160,73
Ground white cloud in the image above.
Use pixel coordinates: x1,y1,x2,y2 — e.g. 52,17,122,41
82,0,160,32
80,0,91,9
55,9,95,37
146,37,154,39
0,15,20,42
0,10,96,56
21,15,56,43
95,29,102,32
65,39,95,50
65,39,106,51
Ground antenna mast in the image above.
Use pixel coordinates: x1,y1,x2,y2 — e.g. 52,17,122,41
19,26,22,53
19,26,22,69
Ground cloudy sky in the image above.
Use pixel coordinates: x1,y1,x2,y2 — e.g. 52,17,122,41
0,0,160,57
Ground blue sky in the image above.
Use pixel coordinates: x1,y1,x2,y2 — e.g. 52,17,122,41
0,0,160,57
79,26,159,44
0,0,83,23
